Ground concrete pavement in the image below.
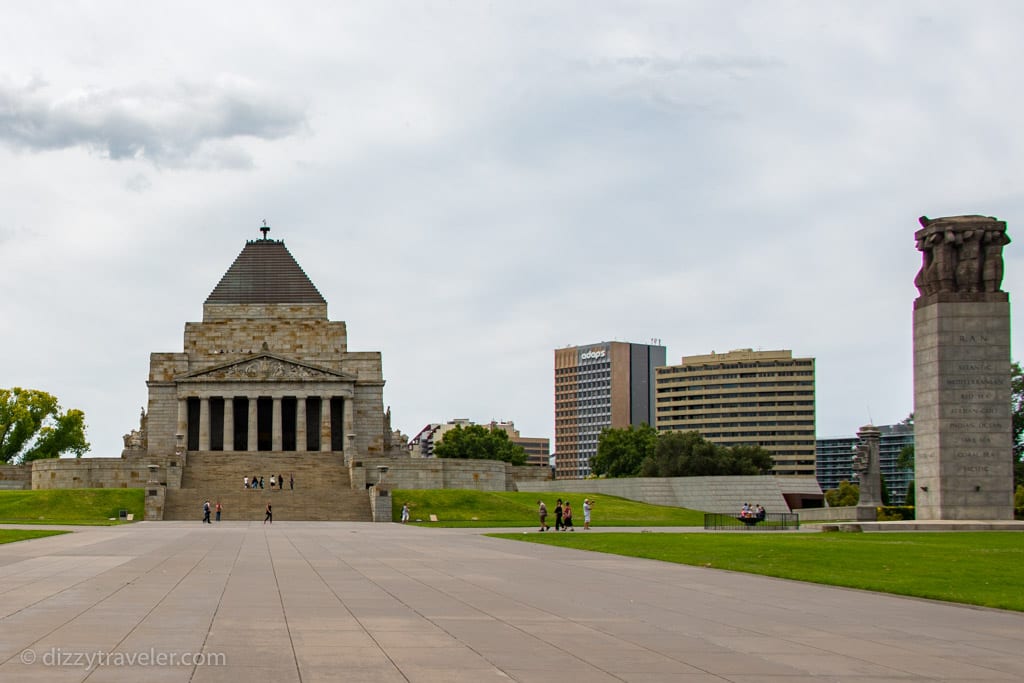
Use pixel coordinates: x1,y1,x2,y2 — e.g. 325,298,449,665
1,521,1022,682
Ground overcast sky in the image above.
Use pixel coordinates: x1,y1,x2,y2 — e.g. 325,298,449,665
2,2,1023,457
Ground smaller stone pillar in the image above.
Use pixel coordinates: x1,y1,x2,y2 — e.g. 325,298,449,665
854,425,883,520
198,397,211,451
223,397,234,452
320,396,333,452
272,397,283,451
296,398,307,452
247,397,258,452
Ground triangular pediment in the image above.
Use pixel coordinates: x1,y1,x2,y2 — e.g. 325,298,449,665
180,354,356,382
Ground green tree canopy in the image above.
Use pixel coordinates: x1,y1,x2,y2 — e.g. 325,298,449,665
1013,362,1024,488
432,424,527,465
592,427,775,478
590,424,658,477
825,480,860,507
0,388,89,464
641,431,773,477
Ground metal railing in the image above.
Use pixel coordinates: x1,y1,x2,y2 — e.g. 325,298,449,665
704,512,800,531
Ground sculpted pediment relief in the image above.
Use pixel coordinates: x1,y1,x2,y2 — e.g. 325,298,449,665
182,354,355,382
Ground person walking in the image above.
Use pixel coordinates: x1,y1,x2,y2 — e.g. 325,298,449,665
562,501,574,531
401,503,410,523
554,499,563,531
243,476,249,490
279,474,285,493
264,502,273,525
583,498,593,530
289,473,294,490
215,501,222,522
259,476,264,489
202,500,211,524
537,500,548,531
270,474,276,490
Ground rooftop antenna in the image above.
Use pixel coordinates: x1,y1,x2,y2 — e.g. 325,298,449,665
866,404,874,426
260,220,270,240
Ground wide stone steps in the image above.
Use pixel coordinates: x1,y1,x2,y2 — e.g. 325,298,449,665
164,487,372,522
163,451,372,522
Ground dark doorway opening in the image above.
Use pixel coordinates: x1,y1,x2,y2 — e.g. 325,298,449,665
233,397,248,451
187,398,200,451
306,398,321,451
257,397,272,451
282,397,297,451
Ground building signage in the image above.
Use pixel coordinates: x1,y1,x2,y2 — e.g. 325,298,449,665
580,348,606,362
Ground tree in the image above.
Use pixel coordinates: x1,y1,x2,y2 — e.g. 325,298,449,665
825,480,859,507
879,471,891,506
905,480,915,506
897,444,915,470
0,388,89,464
432,424,527,465
1013,362,1024,488
639,431,774,477
590,424,658,477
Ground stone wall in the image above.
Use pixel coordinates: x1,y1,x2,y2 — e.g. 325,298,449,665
31,455,182,490
0,464,31,490
352,458,552,492
516,475,822,514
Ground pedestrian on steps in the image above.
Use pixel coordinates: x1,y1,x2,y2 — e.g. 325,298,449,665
264,502,273,525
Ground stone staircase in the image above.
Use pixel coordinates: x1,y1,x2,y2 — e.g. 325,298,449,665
163,452,372,521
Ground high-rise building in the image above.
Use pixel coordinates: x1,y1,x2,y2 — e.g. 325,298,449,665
654,349,816,475
816,423,915,504
554,341,666,479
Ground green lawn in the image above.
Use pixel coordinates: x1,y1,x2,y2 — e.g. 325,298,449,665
0,489,145,525
391,489,704,527
493,531,1024,611
0,529,70,544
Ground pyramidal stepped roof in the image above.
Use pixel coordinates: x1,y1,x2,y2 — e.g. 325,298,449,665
206,237,326,304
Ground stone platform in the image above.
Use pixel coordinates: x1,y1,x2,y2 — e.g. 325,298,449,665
810,519,1024,532
2,522,1023,681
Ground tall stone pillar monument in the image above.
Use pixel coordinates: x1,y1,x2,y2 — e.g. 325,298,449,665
913,215,1013,520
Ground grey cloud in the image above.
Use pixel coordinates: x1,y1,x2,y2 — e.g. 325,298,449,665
0,80,306,167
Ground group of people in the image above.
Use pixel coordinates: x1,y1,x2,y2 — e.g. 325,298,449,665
243,474,294,491
538,498,594,531
739,502,766,521
201,500,222,523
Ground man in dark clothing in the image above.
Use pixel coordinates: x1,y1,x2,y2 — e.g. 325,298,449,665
554,499,563,531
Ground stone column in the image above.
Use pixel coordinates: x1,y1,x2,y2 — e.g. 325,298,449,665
296,398,307,452
247,396,258,452
223,397,234,452
176,398,188,447
320,396,332,452
272,396,283,451
913,214,1013,520
198,397,210,451
343,397,354,459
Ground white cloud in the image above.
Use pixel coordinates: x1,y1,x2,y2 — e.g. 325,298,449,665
0,77,306,167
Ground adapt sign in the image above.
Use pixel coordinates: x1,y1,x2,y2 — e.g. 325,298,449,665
580,348,607,362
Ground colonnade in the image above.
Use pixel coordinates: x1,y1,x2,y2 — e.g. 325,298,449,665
177,394,353,453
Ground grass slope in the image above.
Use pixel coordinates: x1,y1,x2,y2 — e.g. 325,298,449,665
0,489,144,525
391,489,704,527
494,531,1024,611
0,529,69,544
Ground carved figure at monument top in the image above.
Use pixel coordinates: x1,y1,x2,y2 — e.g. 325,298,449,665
913,214,1009,304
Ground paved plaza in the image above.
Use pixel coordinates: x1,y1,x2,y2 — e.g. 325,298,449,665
1,522,1022,682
